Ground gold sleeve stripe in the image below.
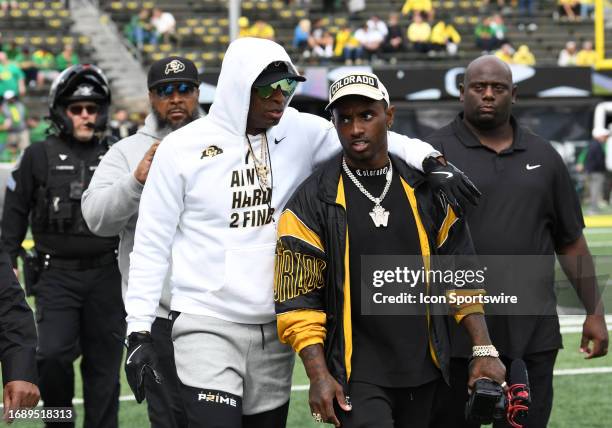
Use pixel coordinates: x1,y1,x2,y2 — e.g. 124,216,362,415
446,289,486,323
278,209,324,253
454,304,485,324
437,205,459,248
451,289,486,297
277,310,327,353
336,176,353,381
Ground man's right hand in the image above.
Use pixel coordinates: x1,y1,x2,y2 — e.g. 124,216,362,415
299,344,351,427
468,356,507,392
125,332,163,403
134,141,160,184
309,372,351,427
3,381,40,424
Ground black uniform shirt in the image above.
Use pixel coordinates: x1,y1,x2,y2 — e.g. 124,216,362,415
427,114,584,356
343,161,440,388
1,137,118,266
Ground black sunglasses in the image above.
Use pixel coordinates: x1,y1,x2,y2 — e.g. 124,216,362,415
68,104,99,115
154,82,196,98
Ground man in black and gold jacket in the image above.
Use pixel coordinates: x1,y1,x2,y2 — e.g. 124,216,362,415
274,72,506,428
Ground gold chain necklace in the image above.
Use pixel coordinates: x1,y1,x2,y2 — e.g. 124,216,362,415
246,133,270,188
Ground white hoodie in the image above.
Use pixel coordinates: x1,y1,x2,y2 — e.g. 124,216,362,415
126,38,439,333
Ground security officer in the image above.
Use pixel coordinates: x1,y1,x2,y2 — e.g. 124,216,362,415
1,64,125,428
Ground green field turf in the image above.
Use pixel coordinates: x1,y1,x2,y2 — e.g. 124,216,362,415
8,228,612,427
8,331,612,427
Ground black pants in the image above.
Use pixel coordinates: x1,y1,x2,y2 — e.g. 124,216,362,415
145,317,187,428
430,351,558,428
337,379,442,428
35,263,125,428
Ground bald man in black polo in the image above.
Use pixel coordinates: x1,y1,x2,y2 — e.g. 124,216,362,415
427,56,609,428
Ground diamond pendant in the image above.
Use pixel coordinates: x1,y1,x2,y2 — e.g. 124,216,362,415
256,164,268,177
370,204,390,227
256,164,269,187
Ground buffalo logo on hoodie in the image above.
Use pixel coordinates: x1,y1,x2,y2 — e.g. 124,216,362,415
201,145,224,159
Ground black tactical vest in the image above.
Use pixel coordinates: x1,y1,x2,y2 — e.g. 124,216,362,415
31,135,108,236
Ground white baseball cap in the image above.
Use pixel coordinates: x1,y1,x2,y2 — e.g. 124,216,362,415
326,72,390,111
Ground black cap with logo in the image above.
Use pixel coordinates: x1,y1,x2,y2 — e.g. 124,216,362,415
253,61,306,87
147,56,200,89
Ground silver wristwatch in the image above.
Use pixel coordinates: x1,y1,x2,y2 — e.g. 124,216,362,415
472,345,500,358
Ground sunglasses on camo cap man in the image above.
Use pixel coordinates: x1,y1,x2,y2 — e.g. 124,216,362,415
251,61,305,99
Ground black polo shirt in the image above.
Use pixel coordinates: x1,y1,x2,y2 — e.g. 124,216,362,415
427,114,584,357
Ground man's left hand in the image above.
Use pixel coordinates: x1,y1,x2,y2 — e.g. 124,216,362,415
3,381,40,423
423,157,481,216
580,314,609,359
125,332,163,403
468,357,506,392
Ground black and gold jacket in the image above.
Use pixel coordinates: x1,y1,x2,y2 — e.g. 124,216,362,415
274,153,484,390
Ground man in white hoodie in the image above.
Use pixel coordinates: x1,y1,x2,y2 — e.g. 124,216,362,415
81,56,200,428
123,38,479,427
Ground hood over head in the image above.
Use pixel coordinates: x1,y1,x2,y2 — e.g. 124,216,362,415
207,37,304,136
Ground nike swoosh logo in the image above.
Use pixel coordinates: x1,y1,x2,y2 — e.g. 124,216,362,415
432,171,453,179
526,164,541,170
274,137,286,144
126,344,142,365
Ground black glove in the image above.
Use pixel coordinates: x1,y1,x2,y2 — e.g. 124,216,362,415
125,332,163,403
423,156,481,216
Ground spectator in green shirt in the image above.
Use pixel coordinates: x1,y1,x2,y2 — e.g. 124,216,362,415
0,109,10,159
0,51,25,98
26,115,50,144
2,90,28,151
55,44,79,71
474,16,496,52
31,47,59,86
5,41,23,63
15,46,37,88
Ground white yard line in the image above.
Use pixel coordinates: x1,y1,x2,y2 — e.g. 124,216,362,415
584,228,612,235
553,367,612,376
583,241,612,247
559,315,612,326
